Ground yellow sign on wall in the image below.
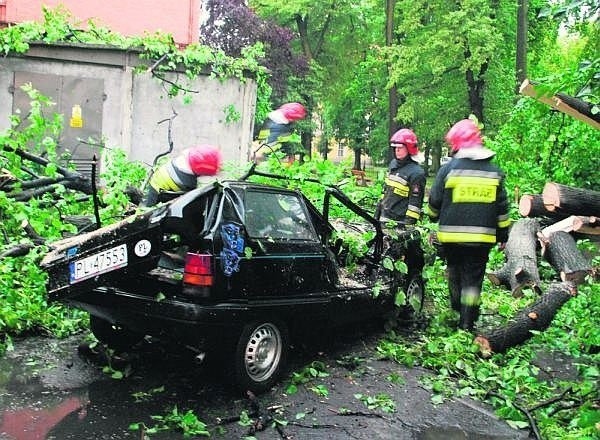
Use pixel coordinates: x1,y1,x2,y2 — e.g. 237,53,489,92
70,104,83,128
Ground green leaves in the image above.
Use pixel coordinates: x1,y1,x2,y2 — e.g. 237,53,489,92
379,252,599,439
354,392,396,413
130,406,210,437
285,360,330,394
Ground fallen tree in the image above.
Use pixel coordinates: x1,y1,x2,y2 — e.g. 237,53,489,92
542,182,600,218
475,281,577,356
479,183,596,354
519,194,569,221
487,218,542,297
540,231,592,284
1,145,94,201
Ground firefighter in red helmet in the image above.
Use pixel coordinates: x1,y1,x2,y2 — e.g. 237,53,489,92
375,128,427,306
375,128,426,226
141,144,222,207
426,119,510,331
256,102,306,160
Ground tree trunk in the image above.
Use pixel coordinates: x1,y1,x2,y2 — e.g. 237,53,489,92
542,182,600,217
518,194,569,220
541,231,592,285
386,0,399,161
353,148,362,171
474,281,576,355
515,0,528,93
464,47,488,123
487,218,542,297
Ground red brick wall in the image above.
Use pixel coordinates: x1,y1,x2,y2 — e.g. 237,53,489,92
3,0,200,45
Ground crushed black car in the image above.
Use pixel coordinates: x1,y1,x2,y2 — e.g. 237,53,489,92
40,172,425,393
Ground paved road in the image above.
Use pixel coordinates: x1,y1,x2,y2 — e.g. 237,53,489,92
0,324,529,440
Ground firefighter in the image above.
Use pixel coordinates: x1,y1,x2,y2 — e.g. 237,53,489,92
256,102,306,160
375,128,426,226
141,144,222,207
375,128,426,287
426,119,510,331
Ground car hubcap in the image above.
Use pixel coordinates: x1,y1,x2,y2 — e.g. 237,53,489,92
405,278,423,312
244,323,282,382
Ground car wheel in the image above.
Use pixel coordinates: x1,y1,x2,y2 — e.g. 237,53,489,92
89,315,144,352
398,275,425,319
233,321,288,394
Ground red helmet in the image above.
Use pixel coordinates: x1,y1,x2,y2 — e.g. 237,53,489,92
187,144,222,176
279,102,306,122
390,128,419,156
445,119,482,152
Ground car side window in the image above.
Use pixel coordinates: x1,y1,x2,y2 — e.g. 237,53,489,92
245,191,315,240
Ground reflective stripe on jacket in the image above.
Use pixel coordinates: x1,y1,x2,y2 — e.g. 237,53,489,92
426,155,510,244
257,118,293,146
149,160,196,193
379,158,426,224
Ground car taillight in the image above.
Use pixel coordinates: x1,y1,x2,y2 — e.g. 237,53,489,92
183,253,213,287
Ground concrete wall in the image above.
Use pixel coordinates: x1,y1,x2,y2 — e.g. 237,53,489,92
1,0,201,46
0,43,257,172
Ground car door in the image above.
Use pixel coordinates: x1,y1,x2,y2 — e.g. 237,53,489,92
238,188,330,298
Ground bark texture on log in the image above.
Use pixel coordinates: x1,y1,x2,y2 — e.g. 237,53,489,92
541,231,592,285
542,183,600,217
488,218,542,297
518,194,568,220
474,282,576,355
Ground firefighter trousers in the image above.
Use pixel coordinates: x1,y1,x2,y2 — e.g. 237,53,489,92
442,244,492,330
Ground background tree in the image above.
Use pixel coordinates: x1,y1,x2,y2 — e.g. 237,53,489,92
492,3,600,192
386,0,400,152
200,0,309,128
516,0,528,92
250,0,389,163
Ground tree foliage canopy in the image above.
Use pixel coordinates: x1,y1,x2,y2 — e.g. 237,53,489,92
0,4,598,439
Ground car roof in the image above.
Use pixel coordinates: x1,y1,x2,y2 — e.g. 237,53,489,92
165,180,304,220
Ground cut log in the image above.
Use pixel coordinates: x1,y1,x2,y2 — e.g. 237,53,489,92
540,215,600,238
0,243,35,258
518,194,569,220
20,219,46,245
542,183,600,217
487,218,542,297
474,281,576,355
540,231,592,285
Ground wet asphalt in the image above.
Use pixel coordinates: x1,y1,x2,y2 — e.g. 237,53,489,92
0,323,530,440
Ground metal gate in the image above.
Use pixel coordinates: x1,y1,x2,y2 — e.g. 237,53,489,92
12,71,105,178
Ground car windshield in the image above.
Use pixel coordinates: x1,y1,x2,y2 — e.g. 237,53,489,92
245,190,316,240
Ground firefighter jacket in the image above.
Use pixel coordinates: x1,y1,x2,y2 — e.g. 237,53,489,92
377,158,426,224
149,159,196,193
257,110,295,148
426,148,510,245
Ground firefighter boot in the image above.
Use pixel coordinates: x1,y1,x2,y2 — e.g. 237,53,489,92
459,305,480,332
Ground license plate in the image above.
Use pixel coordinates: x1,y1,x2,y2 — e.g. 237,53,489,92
69,244,128,284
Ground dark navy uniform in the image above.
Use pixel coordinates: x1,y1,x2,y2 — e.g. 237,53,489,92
377,158,426,225
427,147,510,330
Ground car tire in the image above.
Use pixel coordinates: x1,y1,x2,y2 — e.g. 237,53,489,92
89,315,144,352
398,275,425,319
233,321,288,394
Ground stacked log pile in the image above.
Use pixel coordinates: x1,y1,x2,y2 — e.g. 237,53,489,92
475,182,598,355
